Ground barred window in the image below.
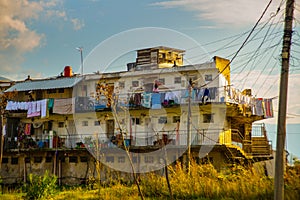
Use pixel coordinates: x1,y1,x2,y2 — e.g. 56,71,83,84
174,77,181,84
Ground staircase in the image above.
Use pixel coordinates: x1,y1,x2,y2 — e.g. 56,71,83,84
223,144,253,164
252,137,272,156
251,123,273,160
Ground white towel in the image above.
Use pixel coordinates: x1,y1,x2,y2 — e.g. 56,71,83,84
41,99,48,118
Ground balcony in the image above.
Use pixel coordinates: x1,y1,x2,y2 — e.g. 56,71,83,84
3,128,244,152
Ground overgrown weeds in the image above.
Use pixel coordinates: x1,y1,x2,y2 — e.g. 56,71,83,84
2,162,300,199
22,170,57,200
140,162,300,199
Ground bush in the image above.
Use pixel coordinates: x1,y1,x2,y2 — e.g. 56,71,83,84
22,171,57,200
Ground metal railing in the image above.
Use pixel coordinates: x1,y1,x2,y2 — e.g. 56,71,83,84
78,87,223,112
231,129,245,149
4,128,235,150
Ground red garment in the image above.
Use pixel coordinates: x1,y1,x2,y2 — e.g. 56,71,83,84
25,124,31,135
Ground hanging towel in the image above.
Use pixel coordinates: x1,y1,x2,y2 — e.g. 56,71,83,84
151,93,161,109
36,100,41,112
27,101,40,118
41,99,48,118
255,98,264,116
48,98,54,109
263,99,274,118
53,98,74,114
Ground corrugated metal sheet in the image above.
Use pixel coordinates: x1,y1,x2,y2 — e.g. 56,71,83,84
5,77,83,92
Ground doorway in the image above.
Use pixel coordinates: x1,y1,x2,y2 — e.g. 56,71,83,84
106,120,115,139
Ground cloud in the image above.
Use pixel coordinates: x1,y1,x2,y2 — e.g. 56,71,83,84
45,10,67,20
0,0,46,79
71,18,85,31
0,0,44,52
0,0,84,79
151,0,285,27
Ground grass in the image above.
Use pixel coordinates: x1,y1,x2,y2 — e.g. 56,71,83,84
1,162,299,200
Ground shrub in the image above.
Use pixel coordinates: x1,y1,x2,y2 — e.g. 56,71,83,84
22,171,57,200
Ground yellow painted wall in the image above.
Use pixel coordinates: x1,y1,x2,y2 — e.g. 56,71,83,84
215,56,230,85
219,129,232,144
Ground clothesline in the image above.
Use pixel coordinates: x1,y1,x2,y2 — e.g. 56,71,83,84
5,98,74,118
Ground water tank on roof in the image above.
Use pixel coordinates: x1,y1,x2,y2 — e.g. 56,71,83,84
64,66,73,77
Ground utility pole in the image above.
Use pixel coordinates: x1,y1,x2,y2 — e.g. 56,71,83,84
275,0,295,199
186,78,192,173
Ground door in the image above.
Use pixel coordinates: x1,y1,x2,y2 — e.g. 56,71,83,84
106,120,115,139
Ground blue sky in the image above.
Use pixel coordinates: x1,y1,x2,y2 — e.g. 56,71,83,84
1,0,300,157
3,0,295,79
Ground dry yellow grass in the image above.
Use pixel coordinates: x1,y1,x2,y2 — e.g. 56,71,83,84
1,163,299,200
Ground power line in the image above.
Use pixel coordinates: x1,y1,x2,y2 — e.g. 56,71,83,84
231,9,285,83
198,0,274,88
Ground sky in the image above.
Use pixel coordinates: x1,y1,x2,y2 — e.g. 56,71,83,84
0,0,300,157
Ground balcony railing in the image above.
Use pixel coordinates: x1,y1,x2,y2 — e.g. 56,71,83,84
83,87,223,112
4,129,239,151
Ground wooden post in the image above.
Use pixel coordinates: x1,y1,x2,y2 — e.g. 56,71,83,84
58,158,62,186
0,114,3,169
186,78,192,173
24,156,27,183
53,151,57,176
274,0,295,199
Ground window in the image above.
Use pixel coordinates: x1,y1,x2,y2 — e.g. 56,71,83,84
173,116,180,123
205,74,213,81
158,116,167,124
94,120,101,126
106,156,114,163
82,121,88,126
69,156,78,163
58,88,64,93
46,157,52,163
144,156,154,163
132,81,139,87
131,118,140,125
47,89,56,94
11,157,18,165
132,156,140,163
25,157,31,163
2,157,8,164
203,114,214,123
58,122,64,128
174,77,181,84
118,156,125,163
34,157,43,163
119,81,125,89
80,156,88,162
158,78,165,85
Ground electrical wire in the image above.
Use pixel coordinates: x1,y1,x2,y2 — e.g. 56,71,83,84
198,0,274,88
231,8,285,83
